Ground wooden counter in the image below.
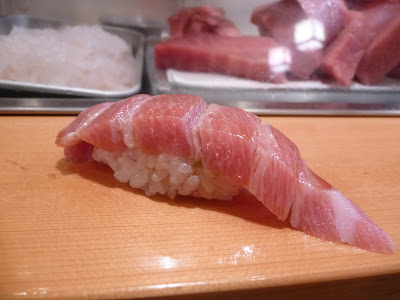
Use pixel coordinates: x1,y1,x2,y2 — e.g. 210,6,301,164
1,115,399,299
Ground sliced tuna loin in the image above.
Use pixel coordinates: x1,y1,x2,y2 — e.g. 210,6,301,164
251,0,306,40
321,11,371,86
355,2,400,84
168,5,241,37
297,0,349,43
250,0,325,79
56,94,395,254
155,33,287,83
252,0,349,44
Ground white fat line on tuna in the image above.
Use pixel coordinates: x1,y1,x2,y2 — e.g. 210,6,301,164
118,97,153,149
330,190,357,245
63,103,110,142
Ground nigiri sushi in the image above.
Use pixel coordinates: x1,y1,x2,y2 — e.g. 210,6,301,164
56,94,395,254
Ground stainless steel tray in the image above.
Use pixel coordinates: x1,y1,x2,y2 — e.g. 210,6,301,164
146,36,400,116
0,15,144,98
1,96,399,116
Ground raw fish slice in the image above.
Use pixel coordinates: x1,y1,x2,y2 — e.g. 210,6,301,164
56,94,395,254
56,101,112,163
155,33,287,83
56,101,112,147
249,124,395,253
169,5,241,37
80,94,152,152
248,124,306,221
56,94,151,162
194,104,260,186
132,94,207,157
291,167,395,254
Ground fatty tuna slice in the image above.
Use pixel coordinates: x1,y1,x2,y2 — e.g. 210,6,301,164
194,104,260,186
56,94,152,162
56,101,112,147
132,94,207,158
155,33,287,83
56,101,113,163
79,94,152,152
247,122,395,254
291,167,395,254
56,94,206,160
56,94,395,253
248,124,306,221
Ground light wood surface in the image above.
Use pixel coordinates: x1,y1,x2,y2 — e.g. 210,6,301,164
0,115,399,299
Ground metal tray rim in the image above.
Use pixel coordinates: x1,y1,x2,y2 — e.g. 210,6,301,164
145,37,400,116
0,15,144,98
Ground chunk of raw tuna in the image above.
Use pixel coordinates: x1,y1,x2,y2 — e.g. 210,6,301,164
321,11,371,86
251,0,306,40
251,0,337,79
355,2,400,84
168,5,241,37
297,0,350,43
155,33,287,83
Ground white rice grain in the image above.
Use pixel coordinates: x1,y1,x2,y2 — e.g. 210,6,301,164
92,147,241,200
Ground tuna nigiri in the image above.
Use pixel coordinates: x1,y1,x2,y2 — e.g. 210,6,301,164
56,94,395,254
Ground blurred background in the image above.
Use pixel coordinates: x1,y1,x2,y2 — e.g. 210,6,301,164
0,0,399,115
0,0,272,35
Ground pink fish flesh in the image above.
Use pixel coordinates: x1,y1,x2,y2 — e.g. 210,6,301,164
297,0,349,43
168,5,241,37
155,33,287,83
251,0,306,41
252,0,349,44
321,11,371,86
56,94,395,254
251,0,323,79
355,2,400,84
